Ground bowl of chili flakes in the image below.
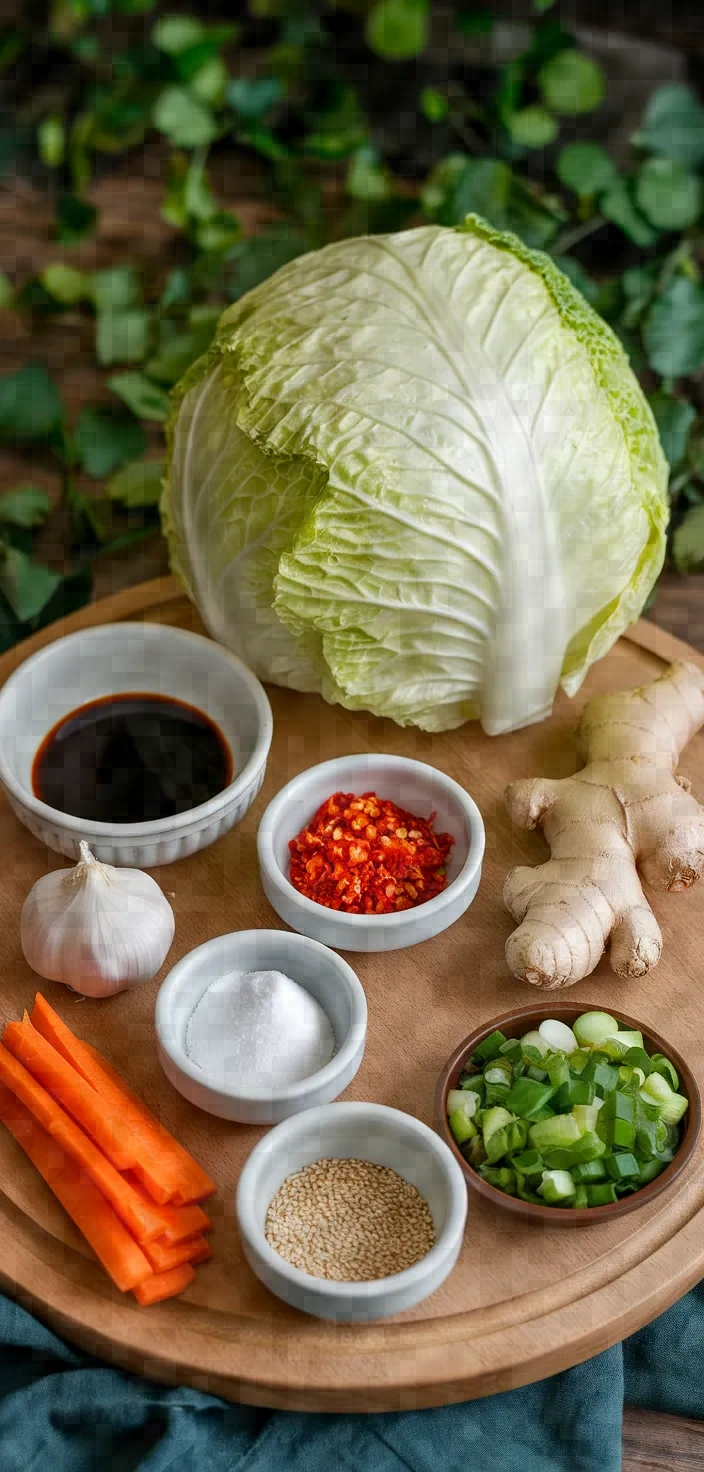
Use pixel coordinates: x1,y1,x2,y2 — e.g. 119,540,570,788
257,754,485,952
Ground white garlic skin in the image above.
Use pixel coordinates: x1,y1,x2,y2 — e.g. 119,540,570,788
20,842,175,998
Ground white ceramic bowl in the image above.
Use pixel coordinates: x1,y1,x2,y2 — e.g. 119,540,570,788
236,1101,468,1321
155,929,367,1123
257,754,485,951
0,622,273,866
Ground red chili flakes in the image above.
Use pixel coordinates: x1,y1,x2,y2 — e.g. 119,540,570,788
288,791,455,915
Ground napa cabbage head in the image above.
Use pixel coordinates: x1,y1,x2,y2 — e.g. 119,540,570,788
162,217,668,736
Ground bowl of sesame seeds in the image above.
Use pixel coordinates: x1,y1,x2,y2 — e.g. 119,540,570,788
235,1101,468,1321
257,754,485,952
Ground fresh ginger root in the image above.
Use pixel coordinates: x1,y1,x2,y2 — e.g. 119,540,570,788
503,661,704,989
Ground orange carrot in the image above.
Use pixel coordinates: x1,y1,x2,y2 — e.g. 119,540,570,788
5,1017,142,1174
132,1263,195,1307
30,995,215,1204
123,1174,211,1244
5,1015,179,1205
0,1044,171,1243
0,1085,153,1293
82,1043,215,1204
143,1234,212,1273
186,1238,213,1266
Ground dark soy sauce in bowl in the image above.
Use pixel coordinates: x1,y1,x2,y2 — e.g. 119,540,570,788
32,693,233,824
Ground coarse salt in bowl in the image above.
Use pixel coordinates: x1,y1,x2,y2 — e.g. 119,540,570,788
257,754,485,952
155,929,367,1124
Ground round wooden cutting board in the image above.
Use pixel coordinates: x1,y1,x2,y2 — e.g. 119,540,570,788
0,577,703,1412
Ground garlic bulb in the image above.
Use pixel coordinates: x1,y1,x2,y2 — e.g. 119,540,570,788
20,842,175,998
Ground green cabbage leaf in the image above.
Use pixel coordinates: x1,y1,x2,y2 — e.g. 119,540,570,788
163,218,668,735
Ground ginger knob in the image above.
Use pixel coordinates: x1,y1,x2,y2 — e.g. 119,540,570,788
503,661,704,989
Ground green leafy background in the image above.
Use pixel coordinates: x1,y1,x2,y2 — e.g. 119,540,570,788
0,0,703,650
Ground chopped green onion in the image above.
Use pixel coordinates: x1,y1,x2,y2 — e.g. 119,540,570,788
455,1016,687,1212
585,1182,618,1206
551,1077,595,1113
640,1072,689,1126
518,1177,544,1201
638,1093,661,1122
472,1030,507,1064
484,1059,513,1085
573,1103,600,1135
622,1046,651,1076
545,1053,570,1090
597,1090,636,1149
507,1119,529,1154
486,1120,529,1163
529,1104,556,1122
542,1147,579,1170
618,1065,646,1090
658,1123,680,1159
510,1149,544,1176
599,1120,635,1149
542,1133,604,1169
529,1113,581,1153
462,1134,486,1169
478,1165,517,1193
600,1031,644,1061
539,1019,578,1053
635,1118,662,1159
582,1058,619,1093
649,1054,679,1090
481,1106,516,1147
538,1169,576,1205
600,1091,636,1123
521,1031,549,1061
568,1130,606,1164
571,1158,608,1184
485,1126,510,1163
638,1158,666,1186
484,1081,512,1108
449,1108,477,1145
606,1152,640,1182
505,1077,555,1119
447,1088,478,1119
568,1049,590,1073
573,1011,619,1048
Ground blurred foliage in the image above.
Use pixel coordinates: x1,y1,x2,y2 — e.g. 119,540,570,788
0,0,704,641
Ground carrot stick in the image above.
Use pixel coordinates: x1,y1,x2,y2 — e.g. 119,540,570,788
132,1263,195,1307
143,1234,211,1273
0,1085,153,1293
30,995,215,1204
82,1043,215,1204
5,1015,179,1205
0,1044,172,1243
123,1174,211,1244
185,1238,212,1267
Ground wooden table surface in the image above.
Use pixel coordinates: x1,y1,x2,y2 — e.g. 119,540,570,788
0,578,703,1419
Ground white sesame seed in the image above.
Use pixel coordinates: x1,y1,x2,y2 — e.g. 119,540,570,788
264,1158,435,1281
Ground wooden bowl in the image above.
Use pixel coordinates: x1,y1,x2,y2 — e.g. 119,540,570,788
435,1003,701,1227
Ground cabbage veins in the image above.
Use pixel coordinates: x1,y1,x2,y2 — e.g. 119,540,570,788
163,217,668,735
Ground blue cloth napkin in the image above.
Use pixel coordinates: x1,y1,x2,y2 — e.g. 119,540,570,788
0,1286,701,1472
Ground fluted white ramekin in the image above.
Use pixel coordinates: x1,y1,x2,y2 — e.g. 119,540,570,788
0,621,273,866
